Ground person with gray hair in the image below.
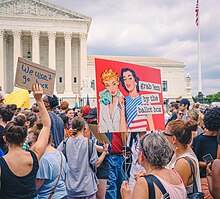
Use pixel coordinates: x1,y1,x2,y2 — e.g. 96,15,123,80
120,132,187,199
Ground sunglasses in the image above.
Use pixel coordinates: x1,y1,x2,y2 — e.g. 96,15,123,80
178,113,183,116
163,132,173,137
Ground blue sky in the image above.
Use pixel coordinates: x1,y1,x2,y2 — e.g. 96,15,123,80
48,0,220,96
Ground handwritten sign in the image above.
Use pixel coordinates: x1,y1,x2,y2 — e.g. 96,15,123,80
14,57,56,96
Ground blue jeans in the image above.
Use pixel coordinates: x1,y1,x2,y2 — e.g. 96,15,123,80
105,154,127,199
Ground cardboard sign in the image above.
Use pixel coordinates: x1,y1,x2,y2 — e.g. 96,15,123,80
88,124,111,144
95,58,165,133
14,57,56,96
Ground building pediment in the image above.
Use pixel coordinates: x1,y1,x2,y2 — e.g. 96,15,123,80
0,0,91,21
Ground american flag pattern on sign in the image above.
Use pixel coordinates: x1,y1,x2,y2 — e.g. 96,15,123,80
195,0,199,26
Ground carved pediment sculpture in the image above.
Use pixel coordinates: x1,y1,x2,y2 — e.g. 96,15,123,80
0,0,90,20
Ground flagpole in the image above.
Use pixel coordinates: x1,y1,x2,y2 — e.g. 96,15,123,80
196,0,203,102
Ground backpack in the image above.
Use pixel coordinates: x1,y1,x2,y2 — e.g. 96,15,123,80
62,138,96,173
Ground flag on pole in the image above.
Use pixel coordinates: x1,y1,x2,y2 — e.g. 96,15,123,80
195,0,199,26
86,94,90,107
74,94,79,108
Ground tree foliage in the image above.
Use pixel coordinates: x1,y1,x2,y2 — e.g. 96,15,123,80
204,92,220,104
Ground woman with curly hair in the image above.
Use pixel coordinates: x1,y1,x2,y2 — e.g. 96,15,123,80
194,107,220,199
99,69,127,132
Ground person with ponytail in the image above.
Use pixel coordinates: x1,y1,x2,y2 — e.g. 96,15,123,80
58,116,98,199
0,105,14,155
0,84,51,198
28,121,69,199
165,119,202,195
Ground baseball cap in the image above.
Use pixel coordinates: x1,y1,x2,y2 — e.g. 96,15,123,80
84,107,97,119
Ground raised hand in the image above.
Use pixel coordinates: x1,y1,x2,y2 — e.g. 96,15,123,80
32,84,43,101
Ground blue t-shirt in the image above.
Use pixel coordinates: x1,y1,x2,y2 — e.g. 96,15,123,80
49,112,65,148
36,151,69,199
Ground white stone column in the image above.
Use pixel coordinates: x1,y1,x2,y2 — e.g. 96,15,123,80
0,30,4,91
79,33,88,92
48,31,56,93
12,30,21,81
31,31,40,63
64,32,72,94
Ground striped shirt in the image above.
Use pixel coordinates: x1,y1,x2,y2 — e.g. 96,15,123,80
125,95,148,132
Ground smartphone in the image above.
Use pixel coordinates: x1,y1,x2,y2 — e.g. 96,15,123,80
203,154,214,164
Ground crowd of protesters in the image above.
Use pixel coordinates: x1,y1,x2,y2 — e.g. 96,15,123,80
0,85,220,199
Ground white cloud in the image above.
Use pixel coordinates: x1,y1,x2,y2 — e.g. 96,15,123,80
49,0,220,96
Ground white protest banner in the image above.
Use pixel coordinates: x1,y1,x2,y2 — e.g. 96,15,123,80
14,57,56,96
141,94,160,104
139,81,161,93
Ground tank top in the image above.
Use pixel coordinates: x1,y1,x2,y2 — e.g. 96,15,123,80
0,150,39,199
167,152,202,194
155,170,187,199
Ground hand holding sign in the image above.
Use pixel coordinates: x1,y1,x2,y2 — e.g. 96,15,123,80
32,84,43,102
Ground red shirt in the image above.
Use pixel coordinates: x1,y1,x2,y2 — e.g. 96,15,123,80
111,133,123,154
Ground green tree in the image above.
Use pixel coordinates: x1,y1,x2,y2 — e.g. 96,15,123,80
204,92,220,104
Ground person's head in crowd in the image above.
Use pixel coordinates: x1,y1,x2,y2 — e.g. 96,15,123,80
75,107,83,117
4,115,28,147
43,95,59,111
7,104,18,116
21,111,38,129
84,107,97,124
169,102,179,114
204,107,220,133
59,113,69,130
193,102,200,111
60,101,69,112
31,103,39,113
180,98,190,112
82,105,91,118
165,119,198,149
138,132,173,169
65,108,74,122
0,91,4,104
187,109,199,123
0,105,14,126
177,109,184,120
28,121,52,148
71,116,85,136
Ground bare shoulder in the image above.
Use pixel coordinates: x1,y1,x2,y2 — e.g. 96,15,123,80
133,177,148,199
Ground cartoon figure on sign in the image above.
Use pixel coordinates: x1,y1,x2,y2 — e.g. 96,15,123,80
99,69,127,132
120,68,155,132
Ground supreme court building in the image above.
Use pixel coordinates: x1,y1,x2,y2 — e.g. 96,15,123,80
0,0,191,107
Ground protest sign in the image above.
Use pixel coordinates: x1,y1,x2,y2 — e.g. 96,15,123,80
95,58,165,133
88,124,111,144
14,57,56,96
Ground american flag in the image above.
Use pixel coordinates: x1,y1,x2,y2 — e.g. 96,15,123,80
195,0,199,26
